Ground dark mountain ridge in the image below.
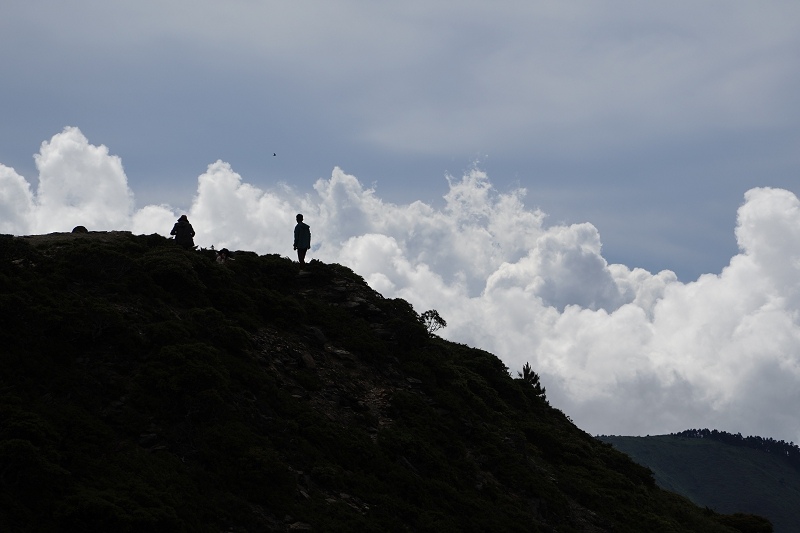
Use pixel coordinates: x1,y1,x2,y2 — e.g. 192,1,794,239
673,429,800,469
600,432,800,533
0,231,771,532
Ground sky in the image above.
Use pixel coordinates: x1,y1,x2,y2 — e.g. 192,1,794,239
2,2,800,443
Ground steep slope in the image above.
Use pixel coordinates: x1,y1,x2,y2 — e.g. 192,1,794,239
0,232,770,532
600,434,800,533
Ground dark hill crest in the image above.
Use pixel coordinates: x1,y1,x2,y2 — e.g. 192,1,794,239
600,431,800,533
0,232,771,532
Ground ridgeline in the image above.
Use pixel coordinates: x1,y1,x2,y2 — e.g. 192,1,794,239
600,432,800,533
0,232,771,532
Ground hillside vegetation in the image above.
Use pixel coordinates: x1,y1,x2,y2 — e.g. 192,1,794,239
0,231,772,532
600,433,800,533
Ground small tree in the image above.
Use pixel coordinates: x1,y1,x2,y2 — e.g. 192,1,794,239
420,309,447,335
517,362,547,399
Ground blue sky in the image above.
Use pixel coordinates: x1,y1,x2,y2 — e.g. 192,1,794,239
3,1,800,441
3,1,798,279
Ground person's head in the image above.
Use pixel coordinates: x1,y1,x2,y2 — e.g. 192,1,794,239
178,215,188,222
296,214,303,222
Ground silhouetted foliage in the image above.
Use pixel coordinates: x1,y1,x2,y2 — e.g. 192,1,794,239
516,361,547,400
420,309,447,334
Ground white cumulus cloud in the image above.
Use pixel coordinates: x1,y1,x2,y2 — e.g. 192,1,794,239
32,127,134,232
3,127,800,443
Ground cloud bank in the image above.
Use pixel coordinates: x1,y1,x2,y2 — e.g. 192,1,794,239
3,127,800,443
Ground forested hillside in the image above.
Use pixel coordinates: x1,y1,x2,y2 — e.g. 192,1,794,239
0,231,772,532
600,433,798,532
674,429,800,469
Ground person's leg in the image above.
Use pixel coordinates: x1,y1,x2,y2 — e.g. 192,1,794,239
297,248,307,264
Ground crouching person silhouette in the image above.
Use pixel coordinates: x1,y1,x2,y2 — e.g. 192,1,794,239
293,214,311,264
170,215,196,249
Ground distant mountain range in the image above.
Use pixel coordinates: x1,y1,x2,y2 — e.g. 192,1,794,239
600,432,800,532
0,231,774,532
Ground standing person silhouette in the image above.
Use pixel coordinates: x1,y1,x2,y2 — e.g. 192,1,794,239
293,214,311,264
170,215,196,249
